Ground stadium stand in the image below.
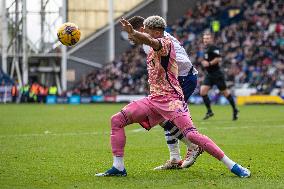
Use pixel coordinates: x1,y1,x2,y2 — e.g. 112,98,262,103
0,67,14,85
72,46,147,96
3,0,283,103
71,0,283,99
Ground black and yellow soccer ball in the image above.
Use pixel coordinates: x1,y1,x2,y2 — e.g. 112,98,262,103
57,22,81,46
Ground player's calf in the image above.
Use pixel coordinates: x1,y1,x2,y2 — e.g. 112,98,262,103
233,109,239,121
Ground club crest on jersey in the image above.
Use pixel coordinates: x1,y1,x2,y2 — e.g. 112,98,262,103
204,53,208,59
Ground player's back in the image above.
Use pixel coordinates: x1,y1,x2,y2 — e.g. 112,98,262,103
164,32,194,76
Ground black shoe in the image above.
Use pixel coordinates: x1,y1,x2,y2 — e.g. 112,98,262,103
203,111,214,120
95,166,127,177
233,109,239,121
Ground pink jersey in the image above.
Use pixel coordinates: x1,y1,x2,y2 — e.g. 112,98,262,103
146,36,184,101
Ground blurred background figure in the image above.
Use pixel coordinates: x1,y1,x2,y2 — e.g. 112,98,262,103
0,0,283,105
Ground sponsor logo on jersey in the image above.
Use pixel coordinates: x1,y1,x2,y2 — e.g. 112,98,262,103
214,49,220,54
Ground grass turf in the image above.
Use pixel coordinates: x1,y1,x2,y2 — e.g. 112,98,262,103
0,104,283,189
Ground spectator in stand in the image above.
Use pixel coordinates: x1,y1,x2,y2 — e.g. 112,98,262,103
11,81,19,103
72,0,283,98
38,85,49,103
20,84,30,103
49,86,58,96
29,82,40,102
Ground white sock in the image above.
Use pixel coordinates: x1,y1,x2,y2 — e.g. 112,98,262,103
113,156,124,171
168,143,181,161
164,130,181,161
221,155,236,170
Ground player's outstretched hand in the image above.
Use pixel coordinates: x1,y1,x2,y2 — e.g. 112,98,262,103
120,18,135,35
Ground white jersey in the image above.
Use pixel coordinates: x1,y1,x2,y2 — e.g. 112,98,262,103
142,31,198,76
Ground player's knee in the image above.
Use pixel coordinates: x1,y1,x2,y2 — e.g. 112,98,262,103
200,89,206,96
200,86,210,96
111,112,127,129
221,89,230,97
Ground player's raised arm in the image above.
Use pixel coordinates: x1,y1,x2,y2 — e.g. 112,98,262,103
120,18,161,50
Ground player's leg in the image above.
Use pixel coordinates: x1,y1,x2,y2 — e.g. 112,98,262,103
177,73,203,168
154,119,191,170
161,120,182,161
156,73,201,170
221,89,239,120
96,98,161,176
164,73,198,160
155,120,202,169
154,120,186,170
200,84,214,120
217,76,239,120
201,74,214,120
172,115,250,178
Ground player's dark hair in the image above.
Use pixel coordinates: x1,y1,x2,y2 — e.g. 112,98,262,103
203,30,213,37
128,16,145,30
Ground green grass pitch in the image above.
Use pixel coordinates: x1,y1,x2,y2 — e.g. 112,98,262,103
0,104,283,189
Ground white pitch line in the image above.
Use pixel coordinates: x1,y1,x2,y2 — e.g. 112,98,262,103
131,128,146,133
0,125,283,138
199,119,283,125
0,131,101,138
198,125,284,130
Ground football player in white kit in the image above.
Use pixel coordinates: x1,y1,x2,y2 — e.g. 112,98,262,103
127,16,203,169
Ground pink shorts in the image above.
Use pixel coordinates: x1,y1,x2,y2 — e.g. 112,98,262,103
122,96,189,130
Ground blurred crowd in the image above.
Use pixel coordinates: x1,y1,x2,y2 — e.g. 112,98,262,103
72,0,284,97
72,47,148,96
1,0,283,99
184,0,284,95
0,79,57,103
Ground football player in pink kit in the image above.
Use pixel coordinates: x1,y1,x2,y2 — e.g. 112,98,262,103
95,16,250,178
127,16,202,170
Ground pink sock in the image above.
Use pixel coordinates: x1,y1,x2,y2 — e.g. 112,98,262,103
110,112,128,157
187,131,224,160
173,115,224,160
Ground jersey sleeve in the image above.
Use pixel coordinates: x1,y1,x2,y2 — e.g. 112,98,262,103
154,38,171,57
210,46,221,57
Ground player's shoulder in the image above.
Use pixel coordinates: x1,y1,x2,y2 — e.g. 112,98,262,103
159,35,172,46
150,36,171,55
164,32,180,44
208,45,220,54
208,44,220,50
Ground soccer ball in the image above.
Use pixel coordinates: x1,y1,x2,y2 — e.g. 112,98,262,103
57,22,81,46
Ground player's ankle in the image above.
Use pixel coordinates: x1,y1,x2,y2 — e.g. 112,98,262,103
113,165,125,171
170,155,181,161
